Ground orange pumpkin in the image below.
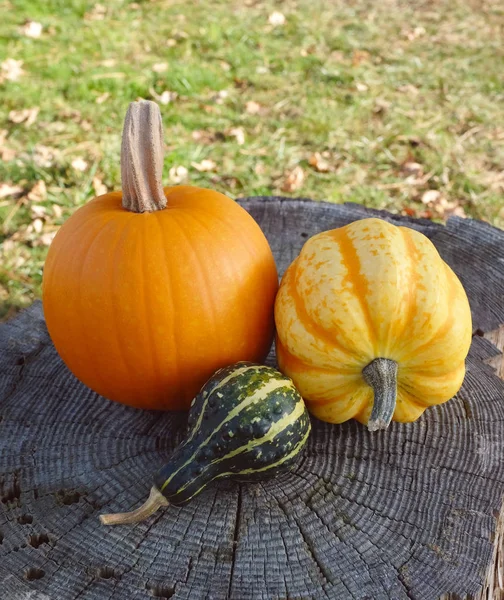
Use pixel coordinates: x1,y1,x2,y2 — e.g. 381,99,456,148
42,101,278,410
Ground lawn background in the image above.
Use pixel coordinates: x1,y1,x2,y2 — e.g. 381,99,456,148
1,0,503,320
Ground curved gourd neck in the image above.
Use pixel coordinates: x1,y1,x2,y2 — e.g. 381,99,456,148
100,486,169,525
362,358,398,432
121,100,167,213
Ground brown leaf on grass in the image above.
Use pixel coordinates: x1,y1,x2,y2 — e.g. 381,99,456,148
268,11,286,26
398,84,420,95
246,100,261,115
0,146,16,161
226,127,245,145
27,180,47,202
166,38,177,47
33,145,58,168
32,218,44,234
92,176,107,196
0,129,16,161
421,189,441,205
300,45,316,57
95,92,110,104
403,26,426,41
36,231,57,247
100,58,116,67
352,50,371,67
149,87,178,105
420,190,466,220
52,204,63,219
30,204,47,219
1,58,24,82
169,165,188,183
8,107,39,127
402,161,424,178
71,157,88,172
0,183,24,199
355,82,368,92
212,90,229,105
21,20,43,38
282,166,305,192
309,152,331,173
191,159,217,172
84,3,106,21
192,130,217,144
152,62,168,73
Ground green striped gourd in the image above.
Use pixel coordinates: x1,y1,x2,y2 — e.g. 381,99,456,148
100,362,311,525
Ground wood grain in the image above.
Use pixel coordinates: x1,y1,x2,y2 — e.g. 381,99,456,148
1,198,503,600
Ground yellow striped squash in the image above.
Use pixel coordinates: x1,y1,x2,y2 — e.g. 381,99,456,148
274,217,472,431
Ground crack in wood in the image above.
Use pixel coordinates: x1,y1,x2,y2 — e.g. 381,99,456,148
227,484,242,599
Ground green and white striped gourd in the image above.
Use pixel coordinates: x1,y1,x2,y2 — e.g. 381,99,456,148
100,362,311,525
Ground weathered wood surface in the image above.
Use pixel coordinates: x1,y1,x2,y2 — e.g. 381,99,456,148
1,198,504,600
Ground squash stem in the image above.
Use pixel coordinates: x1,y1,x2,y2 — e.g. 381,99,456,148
121,100,167,213
362,358,398,432
100,486,169,526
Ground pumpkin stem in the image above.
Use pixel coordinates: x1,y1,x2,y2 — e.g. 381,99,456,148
121,100,167,213
99,486,169,525
362,358,398,432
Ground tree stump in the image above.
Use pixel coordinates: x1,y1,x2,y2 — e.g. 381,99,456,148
1,198,504,600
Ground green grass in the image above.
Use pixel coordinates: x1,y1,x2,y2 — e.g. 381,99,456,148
1,0,503,319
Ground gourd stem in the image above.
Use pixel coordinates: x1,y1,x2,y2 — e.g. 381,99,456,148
99,486,169,526
121,100,167,213
362,358,398,432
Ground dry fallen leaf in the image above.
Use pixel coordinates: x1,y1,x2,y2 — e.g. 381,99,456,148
152,62,168,73
309,152,331,173
268,11,286,26
1,58,24,82
282,166,305,192
85,3,106,21
149,88,177,105
8,107,39,127
30,204,47,219
0,130,16,161
213,90,229,104
169,165,188,183
71,157,88,172
246,100,261,115
21,20,43,38
421,189,441,205
95,92,110,104
37,231,57,247
355,82,368,92
352,50,371,67
404,26,426,41
227,127,245,145
191,159,216,172
33,145,58,168
254,163,266,175
100,58,116,67
420,190,466,220
27,180,47,202
0,183,24,199
192,130,216,144
52,204,63,219
398,84,419,95
32,218,44,234
402,161,424,178
92,176,107,196
166,38,177,47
